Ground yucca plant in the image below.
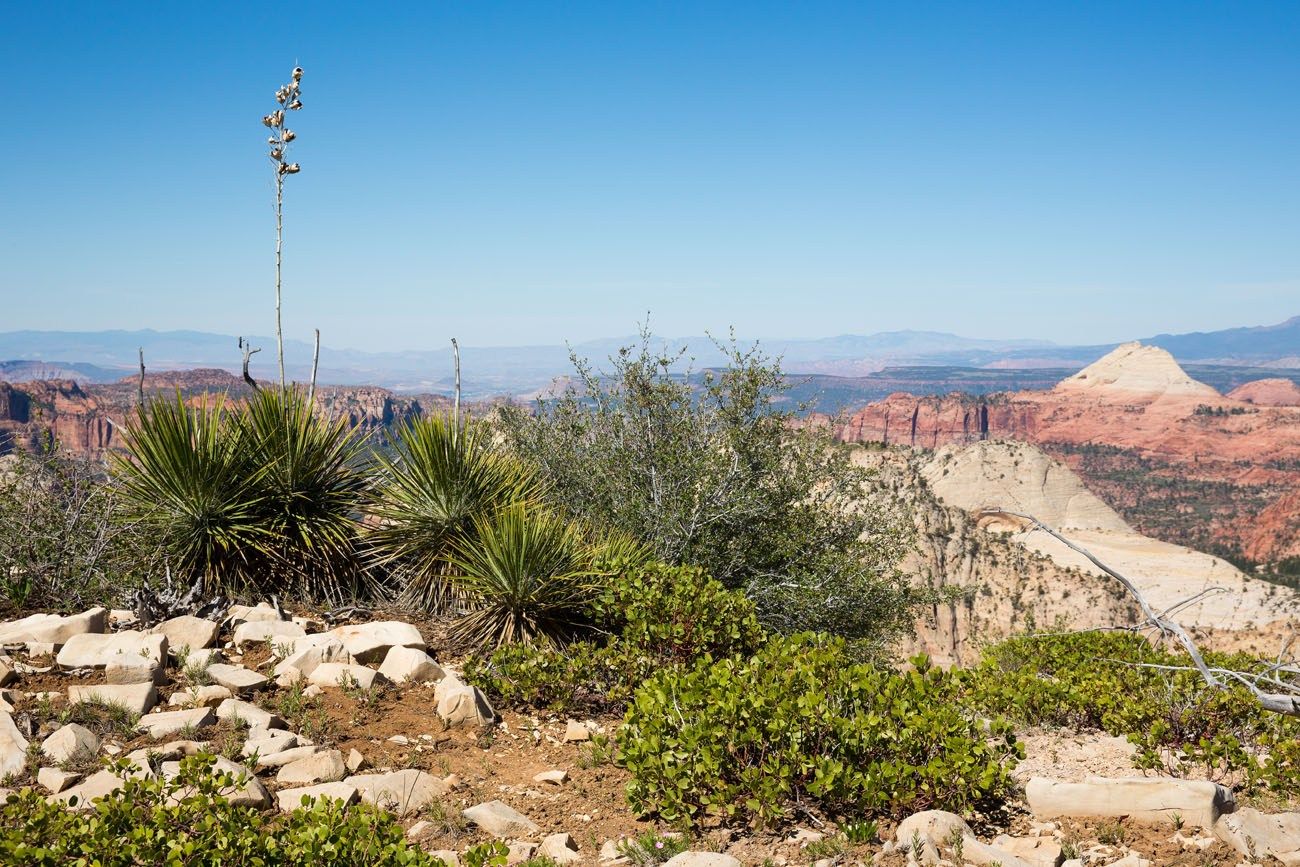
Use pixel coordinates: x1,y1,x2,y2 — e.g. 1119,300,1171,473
368,414,536,613
112,394,269,589
237,387,369,601
449,503,598,648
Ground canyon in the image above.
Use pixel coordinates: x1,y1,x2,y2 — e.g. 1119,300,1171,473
836,343,1300,566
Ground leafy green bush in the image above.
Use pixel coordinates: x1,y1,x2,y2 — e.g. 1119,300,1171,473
960,632,1300,795
0,754,507,866
496,329,922,645
369,414,537,614
619,633,1021,828
113,388,367,601
465,563,765,713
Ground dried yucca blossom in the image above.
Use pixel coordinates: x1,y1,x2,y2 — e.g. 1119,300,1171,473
264,66,304,176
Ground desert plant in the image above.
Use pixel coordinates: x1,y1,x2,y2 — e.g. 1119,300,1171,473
368,414,537,613
497,327,921,648
112,394,269,591
112,388,367,600
465,562,766,713
237,387,368,600
262,66,304,391
449,503,598,648
0,445,161,613
620,634,1022,828
0,752,506,866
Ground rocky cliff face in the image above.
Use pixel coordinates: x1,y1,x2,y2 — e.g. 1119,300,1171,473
0,373,457,459
856,447,1140,665
837,344,1300,564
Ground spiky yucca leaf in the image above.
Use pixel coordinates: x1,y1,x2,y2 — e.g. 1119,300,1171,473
112,394,269,588
449,503,597,648
369,414,536,613
237,387,368,600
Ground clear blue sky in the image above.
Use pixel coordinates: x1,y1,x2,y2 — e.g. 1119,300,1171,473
1,1,1296,351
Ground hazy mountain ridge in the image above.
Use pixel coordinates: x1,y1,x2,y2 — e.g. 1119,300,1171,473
1,316,1294,397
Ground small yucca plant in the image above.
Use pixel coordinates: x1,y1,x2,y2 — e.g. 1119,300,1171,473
449,503,598,648
237,387,369,601
368,414,536,614
112,394,270,589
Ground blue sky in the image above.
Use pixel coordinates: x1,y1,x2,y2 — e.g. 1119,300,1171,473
1,1,1296,351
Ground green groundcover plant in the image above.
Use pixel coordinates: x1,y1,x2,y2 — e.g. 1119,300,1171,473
465,562,767,713
619,633,1022,828
959,631,1300,796
0,754,508,867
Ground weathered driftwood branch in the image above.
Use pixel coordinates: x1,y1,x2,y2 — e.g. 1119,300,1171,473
238,337,262,392
978,508,1300,717
137,347,146,408
130,565,228,628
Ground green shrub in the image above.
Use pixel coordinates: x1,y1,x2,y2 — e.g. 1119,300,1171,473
465,563,765,713
960,632,1300,795
619,633,1021,828
368,414,537,614
0,447,160,613
496,329,922,645
0,753,508,866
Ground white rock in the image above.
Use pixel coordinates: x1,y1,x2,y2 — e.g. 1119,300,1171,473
37,766,79,793
0,661,13,688
151,616,219,651
1214,808,1300,866
506,841,538,863
205,663,269,694
377,646,444,684
105,655,163,685
539,833,582,864
255,745,323,769
67,682,157,716
307,662,385,690
276,749,346,785
435,676,494,726
463,799,540,836
1025,776,1234,828
167,685,232,709
534,769,568,785
56,631,167,671
0,607,106,646
276,781,358,812
346,748,366,772
428,851,460,866
216,698,284,730
990,835,1064,867
663,854,742,867
329,621,425,663
233,620,305,648
137,707,214,739
564,719,590,742
227,603,286,626
55,768,132,807
244,730,297,757
0,712,30,776
272,635,350,679
346,768,448,816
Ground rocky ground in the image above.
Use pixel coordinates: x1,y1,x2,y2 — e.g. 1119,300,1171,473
1,605,1299,866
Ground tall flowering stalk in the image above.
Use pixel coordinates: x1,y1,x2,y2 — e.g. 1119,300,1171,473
262,67,303,392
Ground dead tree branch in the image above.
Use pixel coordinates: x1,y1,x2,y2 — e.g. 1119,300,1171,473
238,337,262,392
308,328,320,405
978,508,1300,717
137,347,146,408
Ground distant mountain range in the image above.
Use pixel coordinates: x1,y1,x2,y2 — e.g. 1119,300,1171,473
0,316,1296,398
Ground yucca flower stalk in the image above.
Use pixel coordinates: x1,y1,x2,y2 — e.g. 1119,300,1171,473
262,66,304,392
